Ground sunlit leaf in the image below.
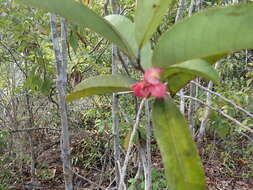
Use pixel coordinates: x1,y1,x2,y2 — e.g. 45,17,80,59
66,75,136,101
153,4,253,68
152,96,206,190
162,59,219,95
105,15,152,70
17,0,133,57
135,0,173,48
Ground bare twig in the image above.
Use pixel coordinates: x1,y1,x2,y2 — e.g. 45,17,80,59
191,81,253,119
182,95,253,133
118,99,146,190
116,91,133,95
10,127,60,133
144,100,152,190
89,38,104,54
120,5,135,15
72,170,105,190
0,41,27,77
117,51,130,76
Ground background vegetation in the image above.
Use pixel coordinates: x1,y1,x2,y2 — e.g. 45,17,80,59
0,0,252,189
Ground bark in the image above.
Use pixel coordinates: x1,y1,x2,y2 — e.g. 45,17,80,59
110,0,119,14
198,62,220,139
50,14,73,190
179,89,185,114
119,99,146,190
144,100,152,190
110,0,121,187
175,0,185,22
188,0,195,17
175,0,186,115
188,83,196,134
104,0,109,15
187,0,197,134
196,0,203,11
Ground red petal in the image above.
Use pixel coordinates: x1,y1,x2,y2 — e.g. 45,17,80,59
144,67,161,85
149,83,167,98
131,82,150,98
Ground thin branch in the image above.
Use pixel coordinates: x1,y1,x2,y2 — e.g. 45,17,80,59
118,98,146,190
144,100,152,190
72,170,105,190
191,81,253,119
117,51,130,76
9,127,60,133
182,95,253,133
89,38,104,54
120,5,135,15
116,91,133,95
0,40,27,77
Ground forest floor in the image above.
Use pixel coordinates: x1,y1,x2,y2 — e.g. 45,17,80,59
4,130,253,190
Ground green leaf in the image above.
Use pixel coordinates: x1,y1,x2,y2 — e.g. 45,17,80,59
69,31,79,53
135,0,173,48
152,96,206,190
166,73,195,96
105,15,152,70
17,0,132,57
162,59,219,95
153,4,253,67
163,59,219,83
66,75,136,101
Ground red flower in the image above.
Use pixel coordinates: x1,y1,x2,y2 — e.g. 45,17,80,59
131,82,150,98
131,67,167,98
144,67,161,85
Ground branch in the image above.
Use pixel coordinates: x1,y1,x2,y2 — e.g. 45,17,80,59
182,95,253,133
0,41,27,77
118,98,146,190
72,169,105,190
120,5,135,15
9,127,60,133
191,81,253,119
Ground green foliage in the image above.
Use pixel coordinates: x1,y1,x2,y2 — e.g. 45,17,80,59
18,0,133,57
15,0,253,189
0,130,11,190
0,130,8,153
105,15,152,70
134,0,173,47
66,75,136,101
162,59,220,95
152,4,253,94
152,96,206,190
153,4,253,67
127,168,167,190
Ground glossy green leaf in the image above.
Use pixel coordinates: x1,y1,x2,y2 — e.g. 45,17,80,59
17,0,132,57
105,15,152,70
162,59,219,95
66,75,136,101
152,97,206,190
163,59,219,83
135,0,173,48
153,4,253,68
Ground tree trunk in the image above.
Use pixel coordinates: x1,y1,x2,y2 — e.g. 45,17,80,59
110,0,121,187
175,0,185,22
198,62,220,139
175,0,186,115
50,14,73,190
144,100,152,190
